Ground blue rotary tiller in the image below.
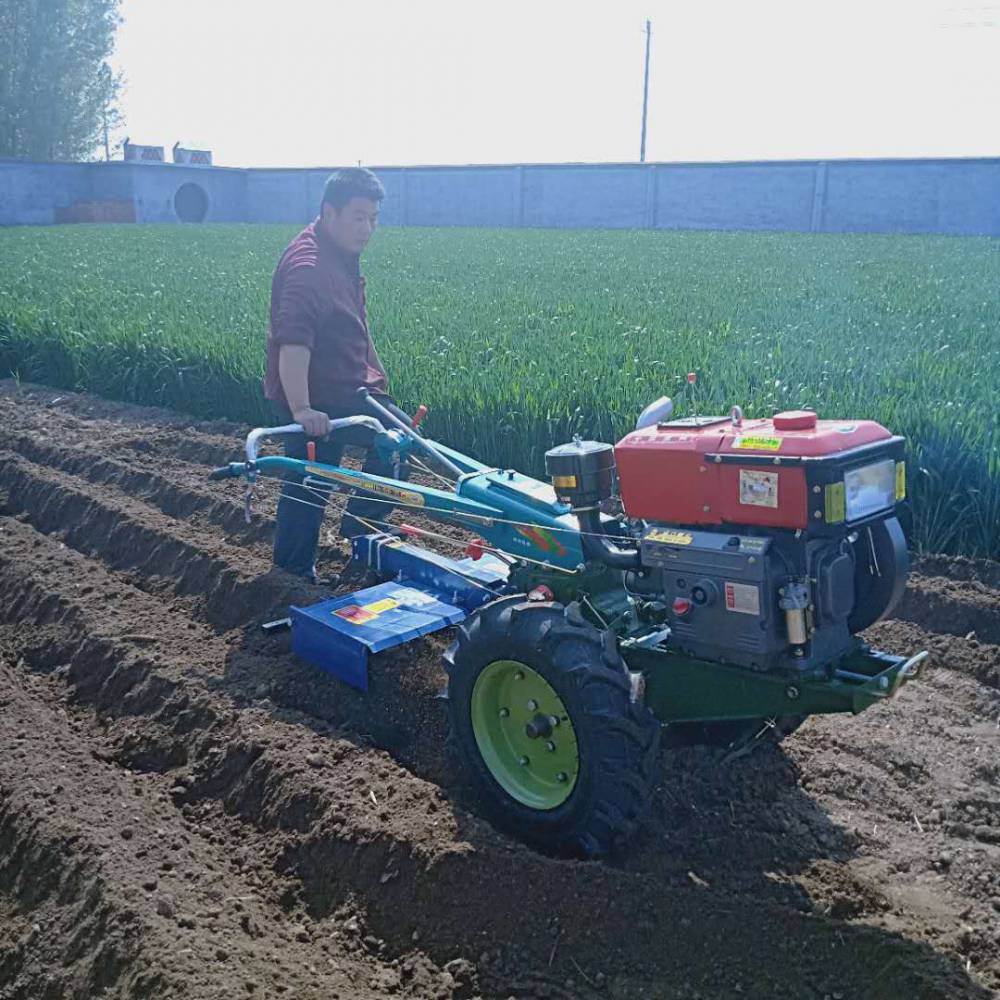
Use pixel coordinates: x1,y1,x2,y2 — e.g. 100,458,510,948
211,389,925,856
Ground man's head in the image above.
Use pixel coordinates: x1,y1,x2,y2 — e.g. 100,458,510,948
319,167,384,255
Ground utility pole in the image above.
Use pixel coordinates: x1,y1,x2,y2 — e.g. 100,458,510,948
639,19,651,162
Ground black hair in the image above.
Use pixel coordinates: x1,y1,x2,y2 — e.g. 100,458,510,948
321,167,385,210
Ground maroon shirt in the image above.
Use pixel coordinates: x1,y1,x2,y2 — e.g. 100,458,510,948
263,219,388,412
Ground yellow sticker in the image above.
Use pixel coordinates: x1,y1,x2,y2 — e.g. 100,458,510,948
733,436,783,451
647,529,693,545
895,461,906,501
363,598,399,614
552,474,577,489
305,466,425,507
825,482,846,524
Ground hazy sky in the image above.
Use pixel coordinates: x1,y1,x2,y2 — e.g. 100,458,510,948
111,0,999,167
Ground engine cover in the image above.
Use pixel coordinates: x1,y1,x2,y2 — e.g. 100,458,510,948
615,410,904,531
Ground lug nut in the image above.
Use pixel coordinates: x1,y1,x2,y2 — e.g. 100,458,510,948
499,708,509,718
556,772,568,783
526,699,538,711
545,741,556,752
549,715,559,728
514,671,524,681
519,756,530,767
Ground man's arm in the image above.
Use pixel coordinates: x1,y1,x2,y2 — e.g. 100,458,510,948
278,345,329,437
274,268,329,438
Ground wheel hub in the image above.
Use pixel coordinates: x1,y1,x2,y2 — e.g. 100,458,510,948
524,713,553,740
470,660,579,810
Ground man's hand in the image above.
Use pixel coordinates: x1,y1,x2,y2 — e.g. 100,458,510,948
292,407,330,438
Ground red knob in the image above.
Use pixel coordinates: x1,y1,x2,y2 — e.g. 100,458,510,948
528,585,555,602
773,410,817,431
306,441,316,462
412,404,428,428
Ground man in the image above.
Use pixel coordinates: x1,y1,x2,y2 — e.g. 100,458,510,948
263,167,409,581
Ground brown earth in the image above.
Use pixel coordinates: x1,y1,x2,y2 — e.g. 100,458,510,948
0,380,997,1000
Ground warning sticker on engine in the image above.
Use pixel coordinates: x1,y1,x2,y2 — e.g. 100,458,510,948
646,528,693,545
724,582,760,615
739,469,779,508
733,436,782,451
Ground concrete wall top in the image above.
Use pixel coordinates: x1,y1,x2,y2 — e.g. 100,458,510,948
1,155,998,235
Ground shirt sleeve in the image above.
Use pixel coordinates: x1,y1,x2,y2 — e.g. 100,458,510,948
273,266,322,350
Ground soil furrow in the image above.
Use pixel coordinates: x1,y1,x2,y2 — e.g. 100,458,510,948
0,516,990,998
1,380,998,998
893,573,1000,645
0,451,303,631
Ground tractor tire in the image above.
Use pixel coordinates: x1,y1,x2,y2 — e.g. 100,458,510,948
444,596,661,857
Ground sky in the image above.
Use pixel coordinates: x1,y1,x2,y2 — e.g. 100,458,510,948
111,0,999,168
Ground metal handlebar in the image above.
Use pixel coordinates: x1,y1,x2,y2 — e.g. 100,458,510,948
358,388,464,479
243,416,385,464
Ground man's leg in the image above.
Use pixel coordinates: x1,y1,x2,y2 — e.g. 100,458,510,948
272,407,345,579
340,396,412,539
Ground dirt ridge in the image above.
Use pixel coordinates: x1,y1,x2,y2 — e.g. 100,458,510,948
0,381,998,1000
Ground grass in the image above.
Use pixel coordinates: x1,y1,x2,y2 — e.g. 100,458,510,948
0,224,997,557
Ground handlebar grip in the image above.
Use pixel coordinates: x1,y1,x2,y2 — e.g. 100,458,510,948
209,465,238,481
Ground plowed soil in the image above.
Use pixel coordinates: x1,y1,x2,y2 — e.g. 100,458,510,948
0,380,997,1000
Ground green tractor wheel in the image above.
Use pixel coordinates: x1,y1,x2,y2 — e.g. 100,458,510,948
445,596,661,857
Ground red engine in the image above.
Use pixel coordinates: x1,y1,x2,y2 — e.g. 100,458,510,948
615,410,900,531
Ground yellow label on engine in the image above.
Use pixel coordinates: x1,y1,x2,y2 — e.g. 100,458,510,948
646,528,694,545
825,482,846,524
895,461,906,501
552,474,577,489
733,436,783,451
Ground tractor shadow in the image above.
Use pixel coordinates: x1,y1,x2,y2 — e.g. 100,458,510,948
219,610,994,999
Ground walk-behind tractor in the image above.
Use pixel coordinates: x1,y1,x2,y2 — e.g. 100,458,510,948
211,388,926,856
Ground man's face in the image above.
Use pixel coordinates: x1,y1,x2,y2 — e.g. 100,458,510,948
321,197,379,254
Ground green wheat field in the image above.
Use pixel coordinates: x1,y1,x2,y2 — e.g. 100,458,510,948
1,224,997,556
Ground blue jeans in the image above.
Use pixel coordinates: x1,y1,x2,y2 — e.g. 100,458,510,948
271,398,411,580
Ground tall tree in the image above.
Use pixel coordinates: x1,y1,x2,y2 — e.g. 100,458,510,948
0,0,123,161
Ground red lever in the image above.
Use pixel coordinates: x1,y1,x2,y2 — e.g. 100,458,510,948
528,585,555,602
306,441,316,462
464,539,485,561
412,404,428,429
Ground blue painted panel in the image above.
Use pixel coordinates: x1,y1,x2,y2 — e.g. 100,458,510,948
2,156,998,235
245,169,310,223
0,161,89,225
823,161,941,233
654,163,815,231
405,167,519,227
125,164,246,223
523,165,646,229
823,160,1000,236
